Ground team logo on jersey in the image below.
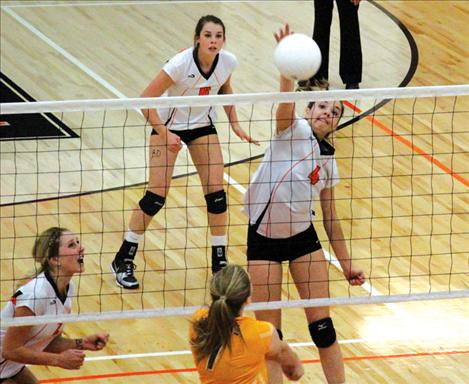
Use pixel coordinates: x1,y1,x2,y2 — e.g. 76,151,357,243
188,74,195,78
309,165,321,185
198,86,211,96
50,299,57,305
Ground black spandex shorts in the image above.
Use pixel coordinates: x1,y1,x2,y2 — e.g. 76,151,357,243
151,125,217,145
247,223,322,263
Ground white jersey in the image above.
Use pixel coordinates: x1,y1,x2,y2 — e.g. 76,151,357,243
158,47,238,130
244,117,339,239
0,272,75,379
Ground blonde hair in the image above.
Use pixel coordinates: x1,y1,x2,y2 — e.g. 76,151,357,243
191,264,251,362
16,227,69,288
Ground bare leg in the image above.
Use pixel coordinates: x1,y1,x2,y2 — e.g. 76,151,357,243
290,251,345,383
248,260,284,384
112,134,179,288
188,134,226,236
189,134,228,272
128,134,178,234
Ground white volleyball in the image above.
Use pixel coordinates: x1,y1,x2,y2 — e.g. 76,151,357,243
274,33,322,81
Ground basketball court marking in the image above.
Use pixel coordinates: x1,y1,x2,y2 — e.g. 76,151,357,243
2,7,126,98
1,3,459,326
1,2,461,328
344,100,469,188
37,349,469,383
82,334,469,362
1,0,421,205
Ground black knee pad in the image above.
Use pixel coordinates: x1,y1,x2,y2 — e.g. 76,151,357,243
139,191,165,216
205,190,227,214
276,328,283,341
309,317,337,348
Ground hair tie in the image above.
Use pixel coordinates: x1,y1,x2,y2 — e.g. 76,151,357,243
219,295,226,301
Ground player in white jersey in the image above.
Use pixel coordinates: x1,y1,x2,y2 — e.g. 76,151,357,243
0,227,109,383
112,15,258,289
244,25,365,384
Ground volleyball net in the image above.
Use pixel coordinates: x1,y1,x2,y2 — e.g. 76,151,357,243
1,85,468,326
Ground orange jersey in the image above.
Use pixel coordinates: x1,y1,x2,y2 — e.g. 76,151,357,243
189,308,274,384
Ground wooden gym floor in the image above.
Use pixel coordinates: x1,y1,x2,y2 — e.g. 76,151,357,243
1,1,468,383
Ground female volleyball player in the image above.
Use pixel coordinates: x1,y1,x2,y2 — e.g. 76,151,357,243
112,15,258,289
244,24,365,383
0,227,109,383
190,264,304,383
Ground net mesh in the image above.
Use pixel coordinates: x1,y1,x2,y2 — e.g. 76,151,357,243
1,86,468,326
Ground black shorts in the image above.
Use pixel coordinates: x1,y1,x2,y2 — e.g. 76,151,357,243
151,125,217,145
247,223,322,263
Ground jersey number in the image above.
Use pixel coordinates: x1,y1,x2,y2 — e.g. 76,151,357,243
309,165,321,185
199,87,211,96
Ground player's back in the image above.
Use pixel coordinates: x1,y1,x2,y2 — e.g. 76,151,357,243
190,308,273,384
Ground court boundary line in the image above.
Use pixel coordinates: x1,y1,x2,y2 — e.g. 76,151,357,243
3,0,465,357
37,349,469,383
344,100,469,188
0,0,421,207
83,334,469,362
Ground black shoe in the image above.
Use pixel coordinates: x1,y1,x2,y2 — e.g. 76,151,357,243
111,259,139,289
345,83,360,89
211,246,227,274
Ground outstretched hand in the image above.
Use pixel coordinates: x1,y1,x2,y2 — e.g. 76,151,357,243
231,124,259,146
274,23,293,43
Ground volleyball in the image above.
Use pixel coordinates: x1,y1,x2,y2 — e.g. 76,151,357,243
274,33,322,81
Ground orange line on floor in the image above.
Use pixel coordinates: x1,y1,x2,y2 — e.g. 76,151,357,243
304,349,469,364
38,350,469,383
343,100,469,188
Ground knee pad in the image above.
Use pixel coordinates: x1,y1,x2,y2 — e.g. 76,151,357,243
309,317,336,348
139,191,165,216
276,328,283,341
205,190,227,214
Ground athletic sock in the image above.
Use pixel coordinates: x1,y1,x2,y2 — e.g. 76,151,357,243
211,235,227,273
115,230,142,263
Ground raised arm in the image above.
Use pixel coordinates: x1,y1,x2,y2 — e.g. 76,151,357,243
274,24,296,134
320,187,365,285
265,327,304,381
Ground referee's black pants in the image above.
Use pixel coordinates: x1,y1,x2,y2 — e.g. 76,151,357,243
312,0,362,85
